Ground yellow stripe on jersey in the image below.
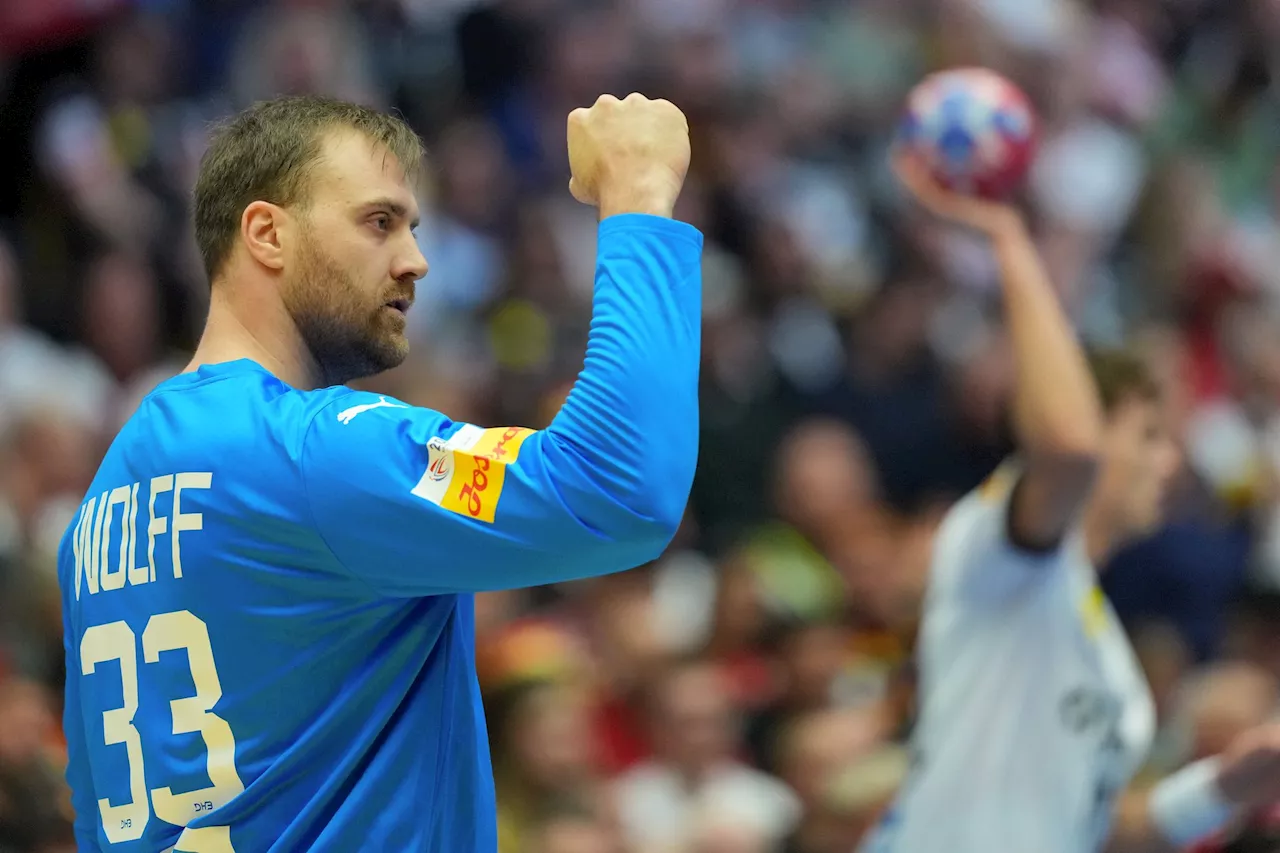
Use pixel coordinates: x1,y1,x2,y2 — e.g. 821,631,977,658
979,461,1019,504
1081,585,1109,640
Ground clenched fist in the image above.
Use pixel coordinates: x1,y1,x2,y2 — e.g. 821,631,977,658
567,93,690,220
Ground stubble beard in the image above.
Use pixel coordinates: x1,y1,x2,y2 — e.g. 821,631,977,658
285,231,410,387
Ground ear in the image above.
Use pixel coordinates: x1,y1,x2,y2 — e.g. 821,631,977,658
240,201,291,271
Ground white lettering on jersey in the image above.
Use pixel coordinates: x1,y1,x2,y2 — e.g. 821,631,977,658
73,472,212,600
98,486,132,591
336,396,407,424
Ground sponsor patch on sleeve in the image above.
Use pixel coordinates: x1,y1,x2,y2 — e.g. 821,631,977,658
410,425,534,523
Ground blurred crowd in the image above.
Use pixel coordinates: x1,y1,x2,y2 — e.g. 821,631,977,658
2,0,1280,851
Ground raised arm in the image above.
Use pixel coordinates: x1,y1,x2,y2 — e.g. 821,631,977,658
300,95,703,596
895,155,1101,551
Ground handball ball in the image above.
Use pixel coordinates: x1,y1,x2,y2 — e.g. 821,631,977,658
896,68,1038,199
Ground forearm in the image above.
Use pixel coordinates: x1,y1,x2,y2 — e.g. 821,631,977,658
990,215,1100,546
993,215,1102,460
545,214,702,537
1108,760,1242,853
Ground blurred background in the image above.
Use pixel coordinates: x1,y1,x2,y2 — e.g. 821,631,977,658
2,0,1280,851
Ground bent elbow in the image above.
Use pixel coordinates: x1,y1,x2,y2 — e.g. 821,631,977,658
642,488,690,553
615,443,698,554
542,418,698,561
628,512,684,566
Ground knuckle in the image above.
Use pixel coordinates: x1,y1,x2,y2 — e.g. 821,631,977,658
657,100,686,122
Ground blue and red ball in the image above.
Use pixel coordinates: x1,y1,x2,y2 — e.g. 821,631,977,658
896,68,1038,199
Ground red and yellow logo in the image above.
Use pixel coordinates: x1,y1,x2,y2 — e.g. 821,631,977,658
439,426,533,523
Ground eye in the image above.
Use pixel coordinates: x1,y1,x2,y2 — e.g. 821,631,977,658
371,214,391,232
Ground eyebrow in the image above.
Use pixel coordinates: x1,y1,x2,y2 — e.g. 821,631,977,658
366,198,420,230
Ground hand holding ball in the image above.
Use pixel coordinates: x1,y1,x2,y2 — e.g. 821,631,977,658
896,68,1037,200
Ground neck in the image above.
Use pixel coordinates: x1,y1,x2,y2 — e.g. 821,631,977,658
1080,495,1131,568
188,280,321,390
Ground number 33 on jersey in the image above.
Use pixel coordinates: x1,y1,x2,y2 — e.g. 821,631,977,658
67,470,243,852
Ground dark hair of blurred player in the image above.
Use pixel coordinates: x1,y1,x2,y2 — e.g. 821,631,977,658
190,96,428,388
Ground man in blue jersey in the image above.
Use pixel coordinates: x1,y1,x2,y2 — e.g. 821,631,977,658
58,93,702,852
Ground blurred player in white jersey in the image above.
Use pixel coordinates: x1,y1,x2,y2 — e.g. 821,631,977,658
857,156,1280,853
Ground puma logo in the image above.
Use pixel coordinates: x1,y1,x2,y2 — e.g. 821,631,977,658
336,396,408,424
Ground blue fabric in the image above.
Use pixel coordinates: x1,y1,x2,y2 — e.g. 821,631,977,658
1103,517,1252,662
58,214,703,852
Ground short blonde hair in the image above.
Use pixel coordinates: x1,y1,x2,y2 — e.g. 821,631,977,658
193,95,424,282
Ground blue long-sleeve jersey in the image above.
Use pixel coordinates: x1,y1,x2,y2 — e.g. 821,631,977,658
58,214,702,852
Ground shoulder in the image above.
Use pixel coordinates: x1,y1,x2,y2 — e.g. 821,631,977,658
293,388,453,460
115,376,429,490
933,460,1021,558
929,458,1070,602
126,367,362,451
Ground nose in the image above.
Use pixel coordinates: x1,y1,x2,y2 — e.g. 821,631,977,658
393,234,429,282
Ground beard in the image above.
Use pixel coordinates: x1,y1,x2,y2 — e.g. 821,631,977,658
283,228,411,386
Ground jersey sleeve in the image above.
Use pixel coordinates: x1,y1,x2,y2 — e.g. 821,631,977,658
929,461,1071,604
301,214,702,596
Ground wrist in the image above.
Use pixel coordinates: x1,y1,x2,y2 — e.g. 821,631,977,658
1149,758,1238,847
597,192,676,220
595,169,680,220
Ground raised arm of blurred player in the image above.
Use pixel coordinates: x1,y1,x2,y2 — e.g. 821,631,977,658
297,94,702,595
1108,722,1280,853
895,155,1101,551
